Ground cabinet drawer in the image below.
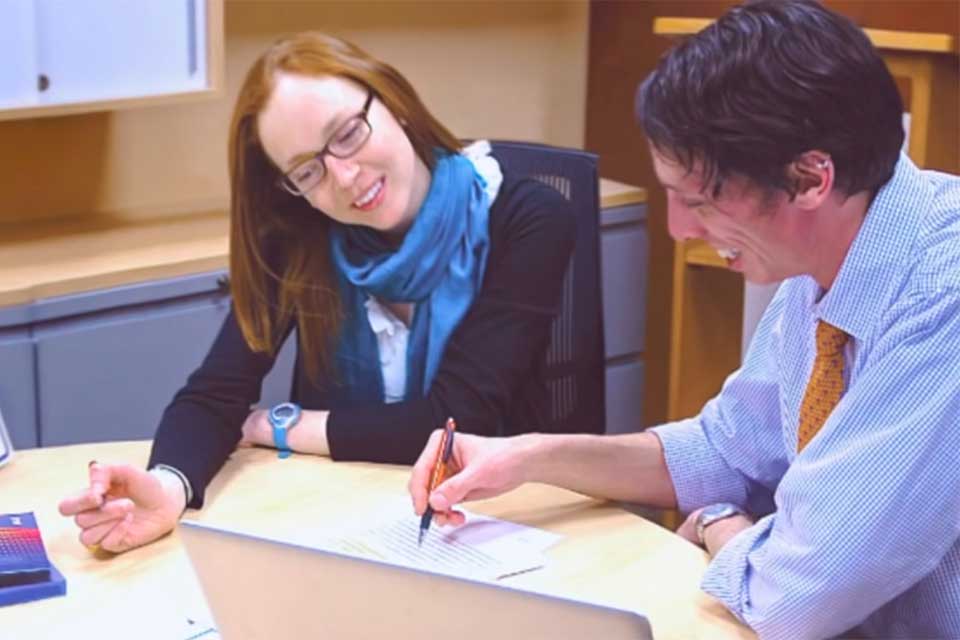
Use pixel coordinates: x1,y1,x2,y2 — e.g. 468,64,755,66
601,224,649,359
34,295,229,446
605,359,644,434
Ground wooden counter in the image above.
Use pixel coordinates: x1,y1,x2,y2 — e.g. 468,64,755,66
600,178,648,209
0,210,229,308
0,180,646,310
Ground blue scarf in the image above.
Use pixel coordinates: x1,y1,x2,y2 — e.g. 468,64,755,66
329,152,491,405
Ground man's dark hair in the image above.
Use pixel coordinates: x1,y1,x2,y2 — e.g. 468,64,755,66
636,0,904,198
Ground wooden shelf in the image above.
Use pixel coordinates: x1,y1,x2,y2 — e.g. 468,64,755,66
0,89,224,124
683,240,727,269
0,178,639,309
653,17,958,54
0,210,229,308
599,178,647,208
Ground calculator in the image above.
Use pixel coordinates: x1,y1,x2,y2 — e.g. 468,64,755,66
0,513,51,588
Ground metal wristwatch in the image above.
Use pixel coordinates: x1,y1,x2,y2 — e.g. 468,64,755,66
268,402,302,459
695,503,747,546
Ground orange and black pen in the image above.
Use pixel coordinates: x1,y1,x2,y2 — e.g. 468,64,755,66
418,417,457,546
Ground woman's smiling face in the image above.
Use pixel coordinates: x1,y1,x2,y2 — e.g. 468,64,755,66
257,72,431,235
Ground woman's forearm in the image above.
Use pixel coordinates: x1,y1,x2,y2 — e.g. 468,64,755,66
244,408,330,456
288,409,330,456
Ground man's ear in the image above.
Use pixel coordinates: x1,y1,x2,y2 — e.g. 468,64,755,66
788,152,833,209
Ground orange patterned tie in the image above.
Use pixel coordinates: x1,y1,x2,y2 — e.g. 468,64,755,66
797,320,849,452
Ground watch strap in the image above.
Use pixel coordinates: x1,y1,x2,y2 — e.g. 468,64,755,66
269,402,302,459
273,426,292,459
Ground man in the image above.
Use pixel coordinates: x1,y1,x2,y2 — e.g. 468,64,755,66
409,1,960,638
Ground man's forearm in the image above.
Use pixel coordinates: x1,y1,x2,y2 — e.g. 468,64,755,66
521,432,677,509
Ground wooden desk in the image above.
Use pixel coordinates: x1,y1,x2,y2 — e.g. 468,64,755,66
0,441,753,639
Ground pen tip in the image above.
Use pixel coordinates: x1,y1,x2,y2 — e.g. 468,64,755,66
417,529,424,547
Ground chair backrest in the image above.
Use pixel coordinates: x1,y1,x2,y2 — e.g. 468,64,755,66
491,140,605,435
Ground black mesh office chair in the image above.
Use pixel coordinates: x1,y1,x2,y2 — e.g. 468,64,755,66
491,140,605,435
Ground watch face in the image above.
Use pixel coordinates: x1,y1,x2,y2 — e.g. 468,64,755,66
702,503,737,519
273,406,296,420
269,403,301,430
697,503,745,544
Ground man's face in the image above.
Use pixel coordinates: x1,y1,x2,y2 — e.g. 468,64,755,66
651,148,808,284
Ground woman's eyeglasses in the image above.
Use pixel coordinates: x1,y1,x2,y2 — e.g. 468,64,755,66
278,90,375,196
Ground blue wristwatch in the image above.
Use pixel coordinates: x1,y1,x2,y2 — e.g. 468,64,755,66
268,402,302,459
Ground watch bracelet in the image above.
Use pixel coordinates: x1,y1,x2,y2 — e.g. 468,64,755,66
696,503,746,545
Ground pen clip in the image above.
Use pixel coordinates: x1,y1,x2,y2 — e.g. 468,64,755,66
428,417,457,493
440,422,456,462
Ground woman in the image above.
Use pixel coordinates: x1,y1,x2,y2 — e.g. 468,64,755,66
58,33,574,553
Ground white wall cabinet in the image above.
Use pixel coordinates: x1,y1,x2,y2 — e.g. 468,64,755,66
0,2,37,107
0,0,222,121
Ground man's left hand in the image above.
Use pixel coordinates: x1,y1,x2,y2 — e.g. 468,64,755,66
677,507,754,556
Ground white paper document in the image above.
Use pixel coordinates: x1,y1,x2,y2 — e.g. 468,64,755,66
317,500,563,582
180,615,220,640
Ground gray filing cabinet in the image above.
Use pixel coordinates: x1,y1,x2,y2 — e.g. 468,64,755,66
0,326,37,449
0,270,296,449
600,199,648,434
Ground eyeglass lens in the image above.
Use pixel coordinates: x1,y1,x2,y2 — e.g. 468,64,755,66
282,101,373,195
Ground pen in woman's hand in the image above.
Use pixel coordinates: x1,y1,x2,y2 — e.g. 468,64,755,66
418,417,457,546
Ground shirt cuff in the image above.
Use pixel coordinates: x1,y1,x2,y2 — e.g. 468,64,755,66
650,417,749,513
701,513,773,628
150,464,194,508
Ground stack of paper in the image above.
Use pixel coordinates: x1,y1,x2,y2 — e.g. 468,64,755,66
313,500,563,582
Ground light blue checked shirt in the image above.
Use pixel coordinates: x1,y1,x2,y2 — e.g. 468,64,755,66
653,154,960,639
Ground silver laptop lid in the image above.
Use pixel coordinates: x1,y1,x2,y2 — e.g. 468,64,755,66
180,519,652,640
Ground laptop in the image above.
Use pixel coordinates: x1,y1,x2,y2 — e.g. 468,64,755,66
180,519,653,640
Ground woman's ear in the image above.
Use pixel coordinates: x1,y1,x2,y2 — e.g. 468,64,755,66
789,152,832,209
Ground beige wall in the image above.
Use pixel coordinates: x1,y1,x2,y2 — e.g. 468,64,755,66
0,1,588,225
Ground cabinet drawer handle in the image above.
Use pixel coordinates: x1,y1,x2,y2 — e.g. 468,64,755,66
216,275,231,292
38,74,50,92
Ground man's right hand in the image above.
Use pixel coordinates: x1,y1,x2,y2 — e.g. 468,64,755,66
57,462,186,554
408,431,539,526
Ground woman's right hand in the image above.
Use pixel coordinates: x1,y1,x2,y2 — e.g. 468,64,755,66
57,462,186,554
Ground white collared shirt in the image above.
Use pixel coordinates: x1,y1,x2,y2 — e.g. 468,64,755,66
362,140,503,404
364,296,409,404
